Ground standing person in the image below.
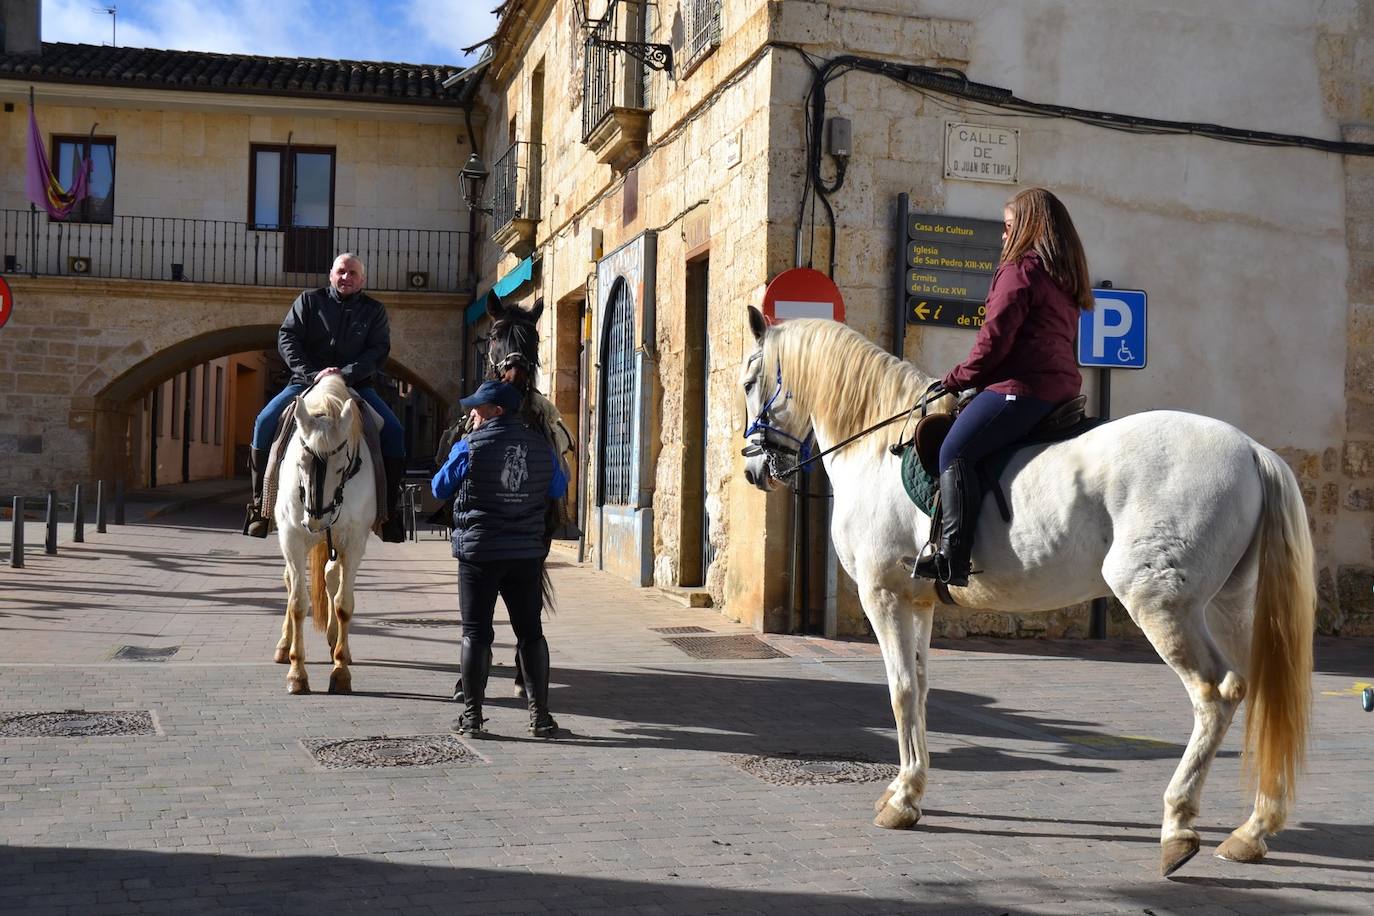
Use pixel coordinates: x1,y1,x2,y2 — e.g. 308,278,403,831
243,253,407,543
432,379,568,738
913,187,1093,586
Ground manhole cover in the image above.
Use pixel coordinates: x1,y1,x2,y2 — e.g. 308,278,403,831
113,645,180,661
730,753,898,786
371,617,458,629
665,635,788,659
651,626,713,634
0,710,157,738
303,735,482,769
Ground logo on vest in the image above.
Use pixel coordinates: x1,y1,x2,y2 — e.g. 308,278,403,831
501,443,529,494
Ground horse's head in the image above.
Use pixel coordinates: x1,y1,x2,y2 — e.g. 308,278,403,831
294,377,364,533
740,306,813,491
484,294,543,384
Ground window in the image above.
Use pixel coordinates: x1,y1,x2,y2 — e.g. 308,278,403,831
599,278,637,506
685,0,722,69
53,136,115,223
249,145,336,273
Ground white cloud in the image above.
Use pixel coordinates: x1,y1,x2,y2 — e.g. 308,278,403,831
41,0,498,66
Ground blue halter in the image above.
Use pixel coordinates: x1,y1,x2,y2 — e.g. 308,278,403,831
743,359,813,474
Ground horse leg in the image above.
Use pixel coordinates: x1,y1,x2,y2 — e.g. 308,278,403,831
874,600,935,818
327,550,356,695
861,581,928,830
283,548,311,694
274,566,292,664
1113,574,1244,876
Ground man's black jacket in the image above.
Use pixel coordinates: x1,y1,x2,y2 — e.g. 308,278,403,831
278,287,391,388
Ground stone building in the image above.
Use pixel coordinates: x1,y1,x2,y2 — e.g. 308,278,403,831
465,0,1374,636
0,1,477,498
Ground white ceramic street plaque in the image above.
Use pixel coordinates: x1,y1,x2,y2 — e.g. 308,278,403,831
944,122,1019,184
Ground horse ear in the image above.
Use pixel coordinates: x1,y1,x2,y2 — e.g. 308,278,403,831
338,398,356,432
294,398,315,433
485,293,505,321
747,306,768,342
527,299,545,324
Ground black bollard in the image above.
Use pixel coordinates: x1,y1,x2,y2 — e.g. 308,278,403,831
73,484,84,543
45,490,57,555
114,478,125,525
9,496,22,568
96,480,107,534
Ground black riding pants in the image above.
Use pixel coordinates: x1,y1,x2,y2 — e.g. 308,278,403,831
457,556,545,648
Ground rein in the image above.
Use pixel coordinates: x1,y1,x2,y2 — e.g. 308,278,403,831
743,354,945,481
297,434,363,558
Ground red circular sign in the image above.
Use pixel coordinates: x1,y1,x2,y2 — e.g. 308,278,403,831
761,267,845,324
0,276,11,331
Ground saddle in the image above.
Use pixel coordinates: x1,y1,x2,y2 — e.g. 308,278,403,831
261,391,390,529
902,395,1100,520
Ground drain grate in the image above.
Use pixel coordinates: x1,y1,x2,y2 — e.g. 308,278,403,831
665,634,788,659
303,735,482,769
371,617,458,629
651,626,713,634
0,710,157,738
113,645,179,662
729,753,898,786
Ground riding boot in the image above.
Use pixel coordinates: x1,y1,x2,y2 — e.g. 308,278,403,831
913,458,979,587
452,637,491,737
380,455,407,543
242,447,271,538
517,636,558,737
451,645,493,703
512,653,526,698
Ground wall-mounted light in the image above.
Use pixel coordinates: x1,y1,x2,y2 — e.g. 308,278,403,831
459,152,491,215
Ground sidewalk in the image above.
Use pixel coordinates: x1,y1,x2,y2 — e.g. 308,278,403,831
0,500,1371,915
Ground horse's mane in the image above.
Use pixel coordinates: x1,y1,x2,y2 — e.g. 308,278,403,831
763,319,937,455
300,375,362,442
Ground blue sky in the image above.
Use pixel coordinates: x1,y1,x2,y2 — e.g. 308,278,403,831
41,0,497,67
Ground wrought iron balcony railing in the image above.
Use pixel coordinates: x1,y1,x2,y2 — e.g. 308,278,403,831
0,209,470,292
492,140,543,234
582,0,651,142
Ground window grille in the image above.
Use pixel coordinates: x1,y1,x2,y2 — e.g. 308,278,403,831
687,0,722,63
599,279,637,506
492,140,542,234
582,0,654,141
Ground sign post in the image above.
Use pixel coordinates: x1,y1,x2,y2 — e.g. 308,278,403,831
1078,284,1148,638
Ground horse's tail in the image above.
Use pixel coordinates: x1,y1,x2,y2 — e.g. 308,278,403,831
541,564,556,616
1244,444,1315,818
309,540,329,632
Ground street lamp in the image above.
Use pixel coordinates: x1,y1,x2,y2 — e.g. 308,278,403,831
459,152,491,214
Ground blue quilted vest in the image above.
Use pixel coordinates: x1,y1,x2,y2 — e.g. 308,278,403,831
451,415,554,561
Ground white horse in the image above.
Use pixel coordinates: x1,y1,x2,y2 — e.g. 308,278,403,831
272,374,376,696
738,307,1314,876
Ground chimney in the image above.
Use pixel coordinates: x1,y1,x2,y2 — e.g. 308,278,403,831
0,0,42,56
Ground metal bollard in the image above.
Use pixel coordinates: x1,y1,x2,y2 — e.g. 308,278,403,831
114,478,125,525
45,491,57,555
9,496,22,568
96,480,107,534
73,484,84,543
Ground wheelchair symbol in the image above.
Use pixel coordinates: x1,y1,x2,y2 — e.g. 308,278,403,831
1117,340,1134,363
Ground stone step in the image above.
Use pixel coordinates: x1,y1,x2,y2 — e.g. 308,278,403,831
655,586,713,608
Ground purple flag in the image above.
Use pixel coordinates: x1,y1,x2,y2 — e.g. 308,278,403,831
26,102,91,220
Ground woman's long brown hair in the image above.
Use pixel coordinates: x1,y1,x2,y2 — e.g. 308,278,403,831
1001,188,1094,311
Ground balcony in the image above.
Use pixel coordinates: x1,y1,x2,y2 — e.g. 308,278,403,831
491,140,542,258
581,0,651,172
0,210,470,293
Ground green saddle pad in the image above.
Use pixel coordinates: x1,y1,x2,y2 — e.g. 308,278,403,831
900,445,939,516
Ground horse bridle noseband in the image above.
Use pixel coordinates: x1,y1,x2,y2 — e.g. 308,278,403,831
741,355,814,482
297,436,363,557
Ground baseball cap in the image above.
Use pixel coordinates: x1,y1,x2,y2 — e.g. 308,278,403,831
460,380,522,412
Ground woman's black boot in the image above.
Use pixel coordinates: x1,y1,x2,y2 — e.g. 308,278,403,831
913,459,977,587
516,637,557,737
452,636,491,737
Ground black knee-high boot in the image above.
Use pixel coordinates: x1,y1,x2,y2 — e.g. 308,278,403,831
380,456,407,543
517,636,557,737
453,636,491,737
913,458,979,587
242,447,271,538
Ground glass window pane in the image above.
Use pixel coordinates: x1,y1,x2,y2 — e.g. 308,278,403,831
86,141,115,222
55,142,79,187
292,152,332,227
254,150,280,227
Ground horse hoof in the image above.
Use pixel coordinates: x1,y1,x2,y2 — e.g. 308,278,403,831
872,803,921,830
873,789,895,814
328,673,352,695
1160,835,1201,876
1216,834,1267,864
287,677,310,695
274,647,289,665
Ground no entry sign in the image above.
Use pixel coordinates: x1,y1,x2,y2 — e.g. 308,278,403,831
0,276,12,330
762,267,845,323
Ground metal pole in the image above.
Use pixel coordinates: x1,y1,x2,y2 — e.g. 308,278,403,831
73,483,84,543
893,192,909,360
45,490,57,554
9,497,22,568
1089,367,1112,640
96,480,107,533
114,477,125,525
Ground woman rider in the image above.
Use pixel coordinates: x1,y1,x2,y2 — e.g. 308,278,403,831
913,187,1094,586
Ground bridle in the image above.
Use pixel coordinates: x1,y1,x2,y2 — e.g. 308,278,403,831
297,434,363,558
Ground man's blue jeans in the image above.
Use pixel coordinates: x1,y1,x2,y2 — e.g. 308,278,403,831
252,383,405,457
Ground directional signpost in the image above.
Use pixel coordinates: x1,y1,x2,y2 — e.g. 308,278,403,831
900,208,1003,333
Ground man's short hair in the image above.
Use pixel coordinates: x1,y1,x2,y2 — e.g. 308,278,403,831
333,252,366,276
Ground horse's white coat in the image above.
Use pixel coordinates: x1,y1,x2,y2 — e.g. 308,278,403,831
273,375,376,695
740,313,1314,873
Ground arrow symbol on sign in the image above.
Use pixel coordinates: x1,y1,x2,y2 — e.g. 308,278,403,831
912,300,930,320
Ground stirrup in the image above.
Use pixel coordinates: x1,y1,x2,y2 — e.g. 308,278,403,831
242,504,270,538
379,515,406,543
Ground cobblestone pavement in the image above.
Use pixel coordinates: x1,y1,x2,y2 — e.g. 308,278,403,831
1,492,1371,915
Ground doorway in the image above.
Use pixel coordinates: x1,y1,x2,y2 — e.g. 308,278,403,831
681,255,710,586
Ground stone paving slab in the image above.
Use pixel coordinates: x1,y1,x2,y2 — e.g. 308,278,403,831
0,499,1372,915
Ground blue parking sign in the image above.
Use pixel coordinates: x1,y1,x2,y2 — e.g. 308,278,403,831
1078,288,1146,369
